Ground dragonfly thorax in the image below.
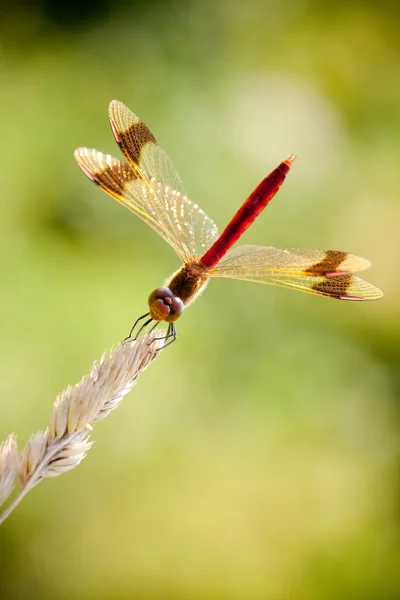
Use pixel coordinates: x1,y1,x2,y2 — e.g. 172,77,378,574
148,263,209,323
167,262,209,307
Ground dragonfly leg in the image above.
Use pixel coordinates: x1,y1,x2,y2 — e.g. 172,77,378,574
134,317,153,340
162,323,177,349
150,322,177,351
148,321,159,334
123,312,151,341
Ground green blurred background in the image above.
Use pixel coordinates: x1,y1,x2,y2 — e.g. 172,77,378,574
0,0,399,598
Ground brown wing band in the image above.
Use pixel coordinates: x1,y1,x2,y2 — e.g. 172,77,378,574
117,121,157,167
311,274,355,299
305,250,348,276
92,162,137,197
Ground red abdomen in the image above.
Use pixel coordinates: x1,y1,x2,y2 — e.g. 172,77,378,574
200,156,295,269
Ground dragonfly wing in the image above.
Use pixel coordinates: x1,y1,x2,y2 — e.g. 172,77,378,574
74,148,219,262
108,100,186,195
211,245,383,300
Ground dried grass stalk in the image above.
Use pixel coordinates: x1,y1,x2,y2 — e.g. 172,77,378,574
0,434,18,507
0,333,162,525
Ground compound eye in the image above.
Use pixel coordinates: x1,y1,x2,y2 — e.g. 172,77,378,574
150,298,171,321
148,287,173,306
165,297,184,322
148,287,184,322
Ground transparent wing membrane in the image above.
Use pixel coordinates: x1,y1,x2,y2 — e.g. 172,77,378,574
74,148,218,262
211,245,382,300
214,245,371,275
74,100,219,261
108,99,187,195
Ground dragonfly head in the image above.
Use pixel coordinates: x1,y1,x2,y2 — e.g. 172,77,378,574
148,287,184,323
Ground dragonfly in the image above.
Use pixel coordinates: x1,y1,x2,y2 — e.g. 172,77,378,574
74,100,383,347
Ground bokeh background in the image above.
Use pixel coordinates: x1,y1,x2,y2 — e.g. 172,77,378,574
0,0,399,598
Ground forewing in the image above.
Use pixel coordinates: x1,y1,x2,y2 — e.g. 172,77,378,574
74,148,219,262
108,99,186,195
211,245,383,300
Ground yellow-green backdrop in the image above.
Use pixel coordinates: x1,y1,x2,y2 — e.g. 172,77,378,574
0,1,398,598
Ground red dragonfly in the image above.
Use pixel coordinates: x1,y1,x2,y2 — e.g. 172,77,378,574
74,101,383,346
